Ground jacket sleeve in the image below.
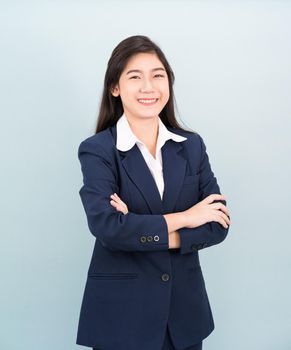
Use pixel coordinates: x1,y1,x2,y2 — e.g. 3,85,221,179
177,134,230,255
77,138,169,252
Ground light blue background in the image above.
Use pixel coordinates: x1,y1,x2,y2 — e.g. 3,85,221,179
1,1,290,349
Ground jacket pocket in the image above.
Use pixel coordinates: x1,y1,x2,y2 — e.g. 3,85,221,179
88,272,139,280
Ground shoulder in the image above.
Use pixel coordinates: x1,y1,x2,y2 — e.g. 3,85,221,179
77,128,115,159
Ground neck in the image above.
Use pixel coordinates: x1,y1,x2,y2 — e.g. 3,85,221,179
125,113,159,148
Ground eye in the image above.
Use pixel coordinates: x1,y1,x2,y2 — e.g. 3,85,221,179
129,76,140,79
154,74,165,78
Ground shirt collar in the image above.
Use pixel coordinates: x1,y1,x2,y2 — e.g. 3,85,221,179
116,112,187,152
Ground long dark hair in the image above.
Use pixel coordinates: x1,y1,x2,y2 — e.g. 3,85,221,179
95,35,194,134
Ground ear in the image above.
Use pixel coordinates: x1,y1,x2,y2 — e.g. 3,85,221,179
111,85,120,97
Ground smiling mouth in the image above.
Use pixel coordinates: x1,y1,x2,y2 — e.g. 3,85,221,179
138,98,158,106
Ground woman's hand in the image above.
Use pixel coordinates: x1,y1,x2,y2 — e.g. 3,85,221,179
110,193,128,215
184,194,231,229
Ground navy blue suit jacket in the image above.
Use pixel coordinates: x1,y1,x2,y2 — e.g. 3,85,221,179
76,123,229,350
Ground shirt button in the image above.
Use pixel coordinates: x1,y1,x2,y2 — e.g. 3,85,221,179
147,235,153,242
161,273,170,281
154,235,159,242
140,236,147,243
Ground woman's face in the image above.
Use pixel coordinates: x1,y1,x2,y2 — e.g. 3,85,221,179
111,52,170,121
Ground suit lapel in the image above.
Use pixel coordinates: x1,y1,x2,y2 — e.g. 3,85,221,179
110,124,187,214
161,140,187,214
121,144,164,213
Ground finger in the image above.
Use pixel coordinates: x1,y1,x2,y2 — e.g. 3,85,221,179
210,203,230,217
111,194,126,206
111,195,129,212
112,193,123,201
215,210,231,226
110,200,127,214
217,215,229,229
211,211,229,228
110,194,122,204
111,200,128,216
220,211,231,225
110,199,117,207
204,194,226,204
110,194,119,200
110,197,124,207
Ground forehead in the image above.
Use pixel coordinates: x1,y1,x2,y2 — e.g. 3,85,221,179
123,52,165,72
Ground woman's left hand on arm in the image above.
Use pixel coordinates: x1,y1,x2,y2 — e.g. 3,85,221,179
110,193,129,215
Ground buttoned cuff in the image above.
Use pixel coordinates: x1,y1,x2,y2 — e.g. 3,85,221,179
178,226,209,254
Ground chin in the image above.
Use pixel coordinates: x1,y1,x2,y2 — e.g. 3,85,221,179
137,108,163,117
139,113,160,119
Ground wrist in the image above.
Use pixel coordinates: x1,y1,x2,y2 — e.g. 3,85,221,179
168,230,181,249
179,210,189,228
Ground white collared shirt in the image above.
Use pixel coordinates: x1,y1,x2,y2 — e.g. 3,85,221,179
116,112,187,200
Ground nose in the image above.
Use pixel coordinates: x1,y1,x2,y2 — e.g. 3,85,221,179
140,77,154,93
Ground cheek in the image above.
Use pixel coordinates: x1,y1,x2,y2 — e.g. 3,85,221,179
159,83,170,100
118,80,136,99
119,89,136,107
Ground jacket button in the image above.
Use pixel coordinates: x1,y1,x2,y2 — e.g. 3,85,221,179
147,235,153,242
154,235,159,242
140,236,147,243
191,244,197,251
161,273,170,281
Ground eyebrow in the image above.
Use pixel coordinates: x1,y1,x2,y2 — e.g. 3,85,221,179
126,67,166,75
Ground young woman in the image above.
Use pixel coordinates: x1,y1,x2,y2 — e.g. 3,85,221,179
76,35,231,350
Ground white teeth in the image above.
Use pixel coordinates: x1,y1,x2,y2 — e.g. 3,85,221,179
138,99,157,104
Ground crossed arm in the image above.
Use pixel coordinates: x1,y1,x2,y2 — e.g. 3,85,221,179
109,191,230,250
109,192,184,249
78,133,230,255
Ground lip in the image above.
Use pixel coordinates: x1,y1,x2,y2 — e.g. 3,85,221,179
137,98,159,106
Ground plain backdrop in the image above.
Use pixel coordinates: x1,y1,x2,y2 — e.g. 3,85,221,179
0,1,290,349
